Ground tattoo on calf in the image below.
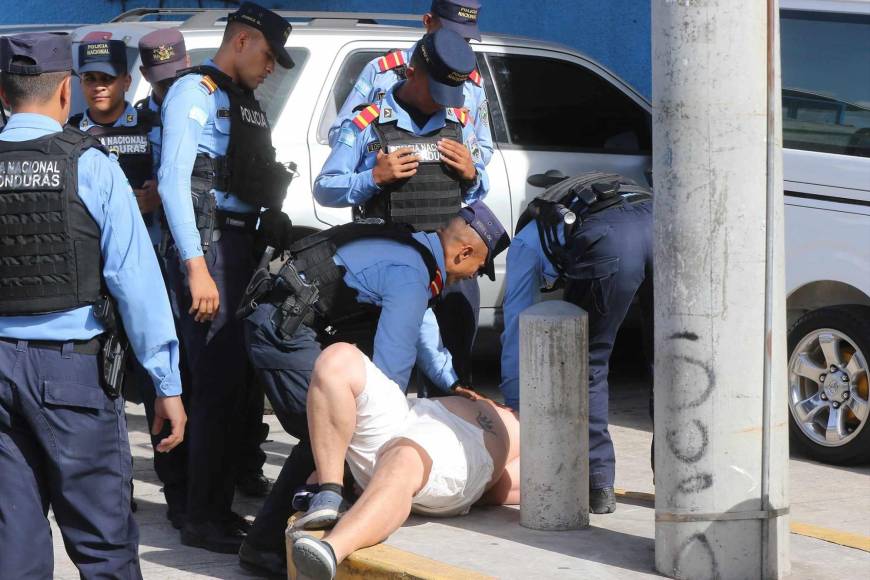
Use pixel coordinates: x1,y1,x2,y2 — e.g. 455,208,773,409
476,411,496,435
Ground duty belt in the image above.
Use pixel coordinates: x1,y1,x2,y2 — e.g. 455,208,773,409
0,336,102,355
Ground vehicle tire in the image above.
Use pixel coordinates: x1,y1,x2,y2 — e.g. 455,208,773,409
787,305,870,465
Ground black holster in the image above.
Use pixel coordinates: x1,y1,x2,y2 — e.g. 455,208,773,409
93,295,129,399
272,260,321,339
191,189,218,254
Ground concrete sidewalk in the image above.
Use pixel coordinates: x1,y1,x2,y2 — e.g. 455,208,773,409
50,375,870,579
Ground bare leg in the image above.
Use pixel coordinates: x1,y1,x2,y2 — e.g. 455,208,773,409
306,343,368,486
321,440,431,563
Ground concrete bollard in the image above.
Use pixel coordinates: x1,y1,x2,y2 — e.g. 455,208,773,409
519,300,589,531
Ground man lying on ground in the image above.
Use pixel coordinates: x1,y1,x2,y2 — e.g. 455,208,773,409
289,342,520,579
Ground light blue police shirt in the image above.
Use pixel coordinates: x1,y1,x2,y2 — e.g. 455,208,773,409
0,113,182,397
333,231,457,391
157,58,259,261
499,221,562,410
76,100,163,246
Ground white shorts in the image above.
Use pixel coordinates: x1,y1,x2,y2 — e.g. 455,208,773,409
346,356,495,517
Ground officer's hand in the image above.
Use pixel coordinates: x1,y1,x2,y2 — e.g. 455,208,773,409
153,395,187,453
454,384,486,401
186,257,220,322
134,179,162,214
438,139,477,182
372,147,419,186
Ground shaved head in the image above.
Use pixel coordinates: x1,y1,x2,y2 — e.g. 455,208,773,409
438,216,488,285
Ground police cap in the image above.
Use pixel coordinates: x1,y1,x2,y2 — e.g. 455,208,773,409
0,32,73,75
138,29,187,83
413,28,476,108
228,1,294,69
458,200,510,281
431,0,482,42
77,39,127,77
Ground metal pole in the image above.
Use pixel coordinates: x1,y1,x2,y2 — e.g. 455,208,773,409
519,300,588,531
651,0,790,578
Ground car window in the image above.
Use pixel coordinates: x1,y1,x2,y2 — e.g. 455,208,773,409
781,11,870,157
188,47,309,122
486,53,651,153
316,49,387,143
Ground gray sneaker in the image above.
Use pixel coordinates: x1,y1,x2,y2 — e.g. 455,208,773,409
292,490,350,530
292,535,337,580
590,487,616,514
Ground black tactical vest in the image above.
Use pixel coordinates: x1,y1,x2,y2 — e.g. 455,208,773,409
69,106,157,189
243,222,443,342
181,66,291,209
0,126,105,315
362,117,464,232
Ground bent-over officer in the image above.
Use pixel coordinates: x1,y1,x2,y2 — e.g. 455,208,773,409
237,202,509,575
157,1,294,553
500,171,653,514
0,32,186,579
315,27,488,387
328,3,492,386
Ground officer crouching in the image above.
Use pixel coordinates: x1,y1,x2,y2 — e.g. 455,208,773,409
0,32,186,579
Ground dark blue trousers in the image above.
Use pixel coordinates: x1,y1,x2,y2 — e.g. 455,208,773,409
0,340,142,579
563,200,653,490
167,229,254,524
243,302,321,551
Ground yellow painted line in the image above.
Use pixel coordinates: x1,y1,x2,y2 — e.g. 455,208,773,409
789,522,870,553
615,489,870,553
286,518,494,580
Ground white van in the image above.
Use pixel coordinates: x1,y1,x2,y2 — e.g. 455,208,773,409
780,0,870,464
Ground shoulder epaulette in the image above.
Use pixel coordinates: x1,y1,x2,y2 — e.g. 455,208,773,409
199,75,218,94
352,104,380,131
376,50,407,73
468,69,482,87
450,107,469,127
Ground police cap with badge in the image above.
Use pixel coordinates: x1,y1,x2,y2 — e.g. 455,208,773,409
139,28,187,83
431,0,482,41
77,38,127,77
228,1,294,69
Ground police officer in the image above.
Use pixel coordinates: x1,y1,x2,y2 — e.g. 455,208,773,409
500,171,653,514
329,1,490,387
158,1,293,553
238,202,509,574
130,28,193,530
315,27,487,388
70,37,162,235
329,0,491,164
0,32,186,579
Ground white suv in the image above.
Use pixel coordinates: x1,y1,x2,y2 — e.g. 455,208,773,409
780,0,870,465
54,5,868,464
67,8,653,331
